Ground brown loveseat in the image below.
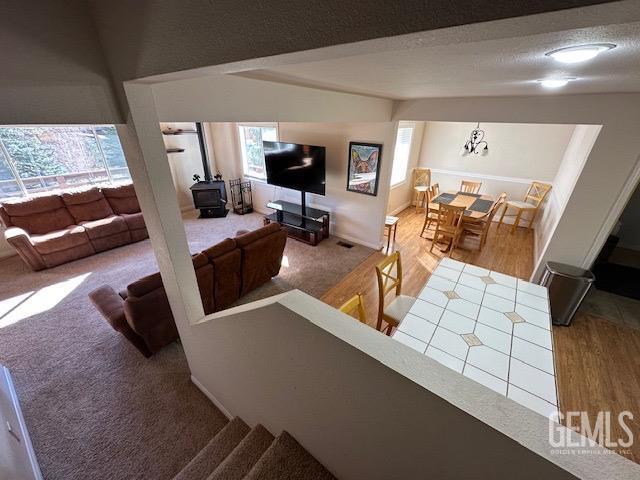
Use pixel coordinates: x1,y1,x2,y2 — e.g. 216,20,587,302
89,223,287,357
0,183,147,270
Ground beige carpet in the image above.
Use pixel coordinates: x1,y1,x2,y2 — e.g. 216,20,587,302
0,210,374,480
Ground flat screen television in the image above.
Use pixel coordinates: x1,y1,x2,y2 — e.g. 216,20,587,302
263,141,326,195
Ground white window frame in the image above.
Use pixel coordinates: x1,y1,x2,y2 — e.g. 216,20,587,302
0,124,129,200
236,122,279,181
390,122,416,188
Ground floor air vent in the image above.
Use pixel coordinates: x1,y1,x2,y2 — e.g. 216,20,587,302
337,241,354,249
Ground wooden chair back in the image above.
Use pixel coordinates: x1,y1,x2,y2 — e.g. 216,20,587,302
376,251,403,318
460,180,482,194
435,203,465,231
413,168,431,187
480,192,507,237
489,192,508,221
524,182,552,207
431,183,440,198
339,293,367,324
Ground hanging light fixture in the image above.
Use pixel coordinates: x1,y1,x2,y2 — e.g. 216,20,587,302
460,122,489,157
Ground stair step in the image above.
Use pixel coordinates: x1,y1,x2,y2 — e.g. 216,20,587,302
173,417,250,480
207,424,274,480
244,431,336,480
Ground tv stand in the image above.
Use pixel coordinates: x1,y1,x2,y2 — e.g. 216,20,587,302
264,198,330,246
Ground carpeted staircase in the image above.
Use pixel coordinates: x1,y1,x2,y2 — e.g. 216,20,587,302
173,417,336,480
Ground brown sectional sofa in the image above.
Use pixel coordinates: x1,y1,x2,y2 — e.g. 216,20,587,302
0,183,147,270
89,223,287,357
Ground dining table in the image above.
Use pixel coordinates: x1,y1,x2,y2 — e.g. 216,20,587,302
431,190,495,219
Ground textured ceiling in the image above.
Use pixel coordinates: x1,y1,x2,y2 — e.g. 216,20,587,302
236,22,640,99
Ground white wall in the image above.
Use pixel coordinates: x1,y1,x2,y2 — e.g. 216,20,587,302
185,290,638,480
209,121,397,249
534,125,601,266
386,121,426,214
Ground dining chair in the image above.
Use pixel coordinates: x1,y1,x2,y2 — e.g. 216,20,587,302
460,180,482,194
375,251,416,335
339,293,368,325
420,183,440,237
462,192,507,250
412,168,431,212
430,203,466,256
498,182,552,234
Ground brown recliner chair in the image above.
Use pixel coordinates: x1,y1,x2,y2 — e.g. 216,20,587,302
90,224,287,357
236,223,288,295
90,253,213,357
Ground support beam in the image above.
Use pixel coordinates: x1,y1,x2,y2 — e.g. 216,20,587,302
119,83,204,364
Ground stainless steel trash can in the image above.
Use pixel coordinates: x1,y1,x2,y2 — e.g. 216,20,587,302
540,262,596,326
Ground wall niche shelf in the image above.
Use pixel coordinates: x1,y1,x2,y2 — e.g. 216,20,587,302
166,148,185,153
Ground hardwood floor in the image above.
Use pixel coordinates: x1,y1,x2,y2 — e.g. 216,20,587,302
322,207,534,329
321,207,640,463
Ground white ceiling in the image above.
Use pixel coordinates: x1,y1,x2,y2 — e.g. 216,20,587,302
235,23,640,100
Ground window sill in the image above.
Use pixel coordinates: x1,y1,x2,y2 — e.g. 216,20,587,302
390,180,409,190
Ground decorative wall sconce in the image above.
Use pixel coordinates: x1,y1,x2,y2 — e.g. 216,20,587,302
460,122,489,156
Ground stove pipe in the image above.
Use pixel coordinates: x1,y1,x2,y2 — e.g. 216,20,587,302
196,122,214,182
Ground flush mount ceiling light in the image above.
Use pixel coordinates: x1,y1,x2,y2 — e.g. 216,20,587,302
545,43,616,64
537,77,577,88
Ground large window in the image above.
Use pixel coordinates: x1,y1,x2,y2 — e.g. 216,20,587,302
237,123,278,180
390,123,415,187
0,125,130,200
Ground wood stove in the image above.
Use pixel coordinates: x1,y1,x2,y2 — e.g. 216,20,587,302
190,122,229,218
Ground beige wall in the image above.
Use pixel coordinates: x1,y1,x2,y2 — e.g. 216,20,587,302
160,122,216,212
418,122,575,180
209,121,397,249
394,94,640,279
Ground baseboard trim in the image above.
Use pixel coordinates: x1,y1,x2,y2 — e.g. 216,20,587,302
388,202,411,216
191,375,232,419
333,232,383,250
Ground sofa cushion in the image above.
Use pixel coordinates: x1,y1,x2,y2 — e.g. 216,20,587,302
0,206,12,228
102,184,141,214
2,195,75,235
235,222,282,248
31,225,91,255
203,238,236,259
80,215,128,240
121,212,146,231
239,226,287,295
211,249,242,311
127,253,210,298
62,187,114,223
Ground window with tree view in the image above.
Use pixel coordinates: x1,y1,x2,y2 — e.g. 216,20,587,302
237,124,278,179
0,125,130,200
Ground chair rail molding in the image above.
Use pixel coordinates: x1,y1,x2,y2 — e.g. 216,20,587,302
427,167,546,186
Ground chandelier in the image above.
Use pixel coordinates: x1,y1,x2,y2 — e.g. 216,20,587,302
460,122,489,156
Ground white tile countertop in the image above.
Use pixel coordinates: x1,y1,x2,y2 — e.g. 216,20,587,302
392,257,559,419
